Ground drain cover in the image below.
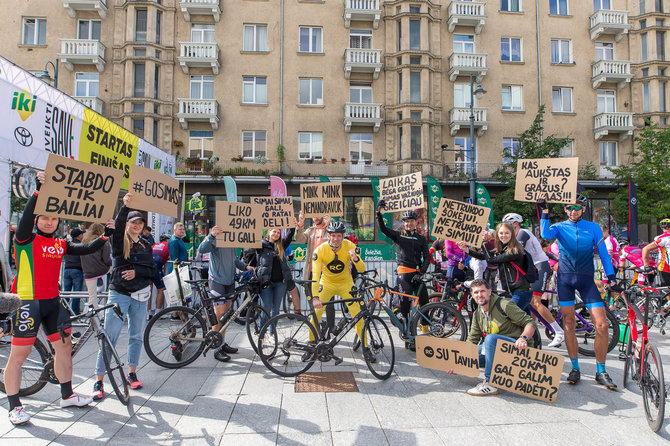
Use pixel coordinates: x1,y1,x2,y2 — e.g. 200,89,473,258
295,372,359,393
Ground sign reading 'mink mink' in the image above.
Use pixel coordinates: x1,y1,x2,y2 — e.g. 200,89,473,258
35,154,123,223
378,172,424,213
300,182,344,218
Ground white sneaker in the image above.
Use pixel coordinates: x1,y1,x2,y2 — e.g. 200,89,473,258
60,393,93,408
467,381,499,396
8,406,31,425
548,333,565,348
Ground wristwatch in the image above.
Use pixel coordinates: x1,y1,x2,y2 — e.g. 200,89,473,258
519,335,529,341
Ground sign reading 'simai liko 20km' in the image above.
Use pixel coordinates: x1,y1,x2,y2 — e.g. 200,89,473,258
431,198,491,247
378,172,424,214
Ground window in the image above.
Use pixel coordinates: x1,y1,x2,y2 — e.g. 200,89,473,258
550,0,568,15
658,31,665,61
397,21,402,51
350,86,372,103
243,24,268,51
657,0,664,12
502,85,523,110
410,111,422,120
597,90,616,113
342,197,375,241
190,75,214,99
552,87,572,112
551,39,571,63
397,72,403,103
658,19,666,26
298,132,322,159
595,42,614,61
22,18,46,45
410,125,421,159
454,137,475,173
660,81,667,111
349,29,372,49
74,73,99,97
299,78,323,105
78,20,101,40
134,48,146,57
242,76,267,103
134,63,145,97
560,140,574,158
502,137,520,164
410,56,421,64
156,10,161,44
643,68,650,77
132,119,144,139
454,83,473,107
642,33,648,62
661,68,666,76
398,126,403,159
593,0,611,11
154,65,159,99
501,0,521,12
152,120,158,146
641,20,647,29
501,37,522,62
242,131,267,159
132,103,144,113
409,20,420,50
191,24,214,43
135,9,147,41
409,5,421,13
189,130,214,159
599,141,617,167
299,27,322,53
640,0,646,14
453,34,475,53
410,71,421,103
644,82,651,112
349,133,373,162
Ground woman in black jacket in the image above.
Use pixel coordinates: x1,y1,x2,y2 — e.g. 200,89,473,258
81,223,112,308
256,226,295,320
91,193,155,400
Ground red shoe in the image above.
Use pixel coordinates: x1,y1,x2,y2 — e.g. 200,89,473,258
91,381,104,401
127,372,143,390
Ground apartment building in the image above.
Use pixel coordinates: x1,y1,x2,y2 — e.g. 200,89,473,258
3,0,661,240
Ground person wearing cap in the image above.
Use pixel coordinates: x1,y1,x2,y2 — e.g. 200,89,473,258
62,228,85,314
91,195,155,401
167,222,188,274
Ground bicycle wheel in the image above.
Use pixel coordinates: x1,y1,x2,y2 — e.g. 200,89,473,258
233,291,250,325
99,333,129,405
245,302,271,355
143,306,208,368
642,343,666,432
532,330,543,350
0,335,49,396
622,334,635,388
573,304,619,357
362,315,395,380
409,302,468,341
257,313,318,377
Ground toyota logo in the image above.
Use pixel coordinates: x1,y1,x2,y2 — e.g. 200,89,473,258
14,127,33,147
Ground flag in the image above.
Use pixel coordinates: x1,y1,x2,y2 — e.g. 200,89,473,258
371,177,392,244
270,175,287,197
475,182,495,228
628,180,638,245
426,176,442,239
223,176,237,202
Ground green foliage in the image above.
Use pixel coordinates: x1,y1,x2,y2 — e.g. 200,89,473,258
221,167,270,176
578,162,598,180
608,123,670,224
276,144,285,162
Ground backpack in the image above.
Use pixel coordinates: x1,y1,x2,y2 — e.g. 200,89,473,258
510,250,539,284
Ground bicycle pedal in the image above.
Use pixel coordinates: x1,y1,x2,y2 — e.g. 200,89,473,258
333,355,343,366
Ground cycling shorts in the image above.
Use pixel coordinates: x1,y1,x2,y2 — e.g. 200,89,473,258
531,261,553,295
12,297,72,346
555,273,604,309
208,279,235,306
152,257,165,289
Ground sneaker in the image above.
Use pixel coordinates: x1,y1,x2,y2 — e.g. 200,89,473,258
8,406,30,425
547,333,564,348
567,368,581,385
91,381,104,401
220,343,238,354
467,381,499,396
363,350,376,364
214,349,231,362
60,393,93,408
595,371,618,390
127,373,143,390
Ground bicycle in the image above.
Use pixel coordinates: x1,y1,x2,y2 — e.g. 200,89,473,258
619,271,667,432
143,276,270,368
282,267,304,314
0,303,130,405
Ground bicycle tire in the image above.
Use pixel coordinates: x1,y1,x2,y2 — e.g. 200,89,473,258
622,334,634,388
362,315,395,380
100,333,130,405
409,301,468,342
572,304,619,357
245,303,271,355
532,330,543,350
642,343,666,432
281,289,294,314
143,306,208,369
233,291,250,325
0,335,50,397
257,313,318,377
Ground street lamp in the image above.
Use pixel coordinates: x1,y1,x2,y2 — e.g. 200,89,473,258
468,73,486,203
35,59,59,88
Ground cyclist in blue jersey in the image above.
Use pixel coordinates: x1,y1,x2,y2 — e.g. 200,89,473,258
538,192,623,390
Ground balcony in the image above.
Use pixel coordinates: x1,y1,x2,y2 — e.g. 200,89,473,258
447,1,486,34
276,160,389,177
447,53,488,82
62,0,107,18
343,103,383,132
590,10,630,42
75,96,103,114
178,42,220,74
58,39,106,72
442,163,501,180
591,60,633,89
179,0,221,22
344,49,383,79
176,99,219,130
344,0,382,29
593,112,634,140
448,107,488,136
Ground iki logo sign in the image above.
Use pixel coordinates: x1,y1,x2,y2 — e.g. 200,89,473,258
11,89,37,121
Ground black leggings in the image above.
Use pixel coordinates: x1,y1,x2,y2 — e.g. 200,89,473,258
397,272,429,320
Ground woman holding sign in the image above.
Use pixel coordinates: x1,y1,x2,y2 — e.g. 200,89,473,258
256,225,296,321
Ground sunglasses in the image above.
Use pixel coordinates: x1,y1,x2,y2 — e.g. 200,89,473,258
565,205,583,211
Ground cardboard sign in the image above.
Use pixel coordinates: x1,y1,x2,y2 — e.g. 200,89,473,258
300,182,344,218
489,340,564,404
35,154,123,223
215,201,263,248
126,165,180,218
431,198,490,246
514,157,579,204
378,172,424,213
251,196,295,229
416,336,480,378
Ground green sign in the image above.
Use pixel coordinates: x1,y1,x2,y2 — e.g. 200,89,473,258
359,244,393,261
187,196,205,213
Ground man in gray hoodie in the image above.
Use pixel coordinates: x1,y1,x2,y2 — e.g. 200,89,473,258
198,225,254,362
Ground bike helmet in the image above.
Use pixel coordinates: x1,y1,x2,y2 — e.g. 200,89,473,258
401,210,419,221
574,193,588,206
661,218,670,229
326,220,346,233
502,213,523,224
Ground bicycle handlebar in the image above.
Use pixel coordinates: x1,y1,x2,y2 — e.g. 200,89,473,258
57,303,121,342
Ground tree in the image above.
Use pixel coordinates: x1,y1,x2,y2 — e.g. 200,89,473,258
609,123,670,225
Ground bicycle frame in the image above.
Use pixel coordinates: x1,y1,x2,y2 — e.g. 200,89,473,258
624,287,654,380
